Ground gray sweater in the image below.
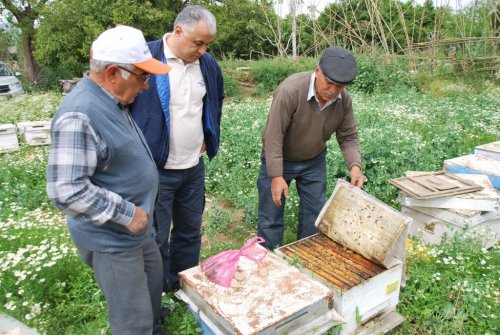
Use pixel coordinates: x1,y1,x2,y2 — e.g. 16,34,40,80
48,77,158,252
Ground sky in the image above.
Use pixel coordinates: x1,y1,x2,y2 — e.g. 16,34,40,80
275,0,475,18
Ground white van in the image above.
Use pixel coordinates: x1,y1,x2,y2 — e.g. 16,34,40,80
0,61,24,99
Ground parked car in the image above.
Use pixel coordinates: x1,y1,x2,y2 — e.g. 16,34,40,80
0,61,24,99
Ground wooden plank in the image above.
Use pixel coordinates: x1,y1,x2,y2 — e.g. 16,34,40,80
398,192,499,212
389,171,483,199
399,173,499,211
409,175,458,191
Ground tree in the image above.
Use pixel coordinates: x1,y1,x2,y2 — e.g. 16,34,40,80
1,0,48,84
34,0,182,82
201,0,277,59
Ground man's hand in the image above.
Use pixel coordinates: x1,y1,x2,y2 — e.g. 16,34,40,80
126,206,148,234
271,176,289,206
349,165,365,188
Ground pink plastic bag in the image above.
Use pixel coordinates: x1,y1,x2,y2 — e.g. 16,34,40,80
200,237,267,288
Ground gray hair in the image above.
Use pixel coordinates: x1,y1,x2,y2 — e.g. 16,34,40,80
174,5,216,35
89,59,135,80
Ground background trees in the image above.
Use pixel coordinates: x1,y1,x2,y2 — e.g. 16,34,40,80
0,0,48,84
0,0,497,89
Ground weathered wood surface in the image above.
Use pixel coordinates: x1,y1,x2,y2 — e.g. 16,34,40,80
316,180,411,268
389,171,483,199
179,245,334,335
399,173,499,212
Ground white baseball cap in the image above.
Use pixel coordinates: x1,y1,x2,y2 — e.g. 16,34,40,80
90,25,170,75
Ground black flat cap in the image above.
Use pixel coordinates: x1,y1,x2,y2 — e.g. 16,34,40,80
319,46,357,85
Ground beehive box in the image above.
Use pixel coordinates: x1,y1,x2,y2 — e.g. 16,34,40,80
276,180,411,335
0,124,19,153
16,121,51,146
474,141,500,160
444,154,500,189
402,206,499,249
178,244,343,335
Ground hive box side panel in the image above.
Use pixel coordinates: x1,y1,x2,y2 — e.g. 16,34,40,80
276,236,404,335
403,206,499,248
333,264,404,335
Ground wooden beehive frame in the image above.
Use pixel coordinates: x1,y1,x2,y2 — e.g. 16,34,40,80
276,234,385,292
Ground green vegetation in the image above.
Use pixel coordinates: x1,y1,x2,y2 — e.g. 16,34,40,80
0,71,498,333
1,0,496,90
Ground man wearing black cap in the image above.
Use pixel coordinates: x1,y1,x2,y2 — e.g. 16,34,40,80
257,46,364,249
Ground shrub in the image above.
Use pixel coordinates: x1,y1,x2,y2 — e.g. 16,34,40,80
251,57,315,94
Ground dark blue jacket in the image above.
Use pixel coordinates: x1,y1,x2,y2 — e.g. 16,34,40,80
131,39,224,168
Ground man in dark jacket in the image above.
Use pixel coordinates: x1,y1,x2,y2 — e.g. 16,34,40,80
131,5,224,293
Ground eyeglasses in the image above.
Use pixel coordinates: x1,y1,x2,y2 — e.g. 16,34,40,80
117,66,151,83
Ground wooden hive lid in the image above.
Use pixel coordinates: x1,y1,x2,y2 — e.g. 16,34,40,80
315,179,411,268
179,244,334,335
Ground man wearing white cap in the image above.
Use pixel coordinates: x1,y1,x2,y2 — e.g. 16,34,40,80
47,25,171,335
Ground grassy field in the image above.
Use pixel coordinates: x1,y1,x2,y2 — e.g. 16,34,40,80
0,85,499,334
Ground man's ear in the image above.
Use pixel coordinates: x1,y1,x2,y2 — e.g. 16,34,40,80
173,25,183,38
105,65,120,83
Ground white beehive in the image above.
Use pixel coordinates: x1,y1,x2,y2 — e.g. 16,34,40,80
0,124,19,153
276,180,411,335
178,244,343,335
17,121,51,146
400,173,500,249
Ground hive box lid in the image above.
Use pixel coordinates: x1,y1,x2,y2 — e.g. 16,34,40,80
315,179,411,268
475,141,500,160
179,244,336,335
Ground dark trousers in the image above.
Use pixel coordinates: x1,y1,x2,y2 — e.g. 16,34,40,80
156,157,205,292
78,238,163,335
257,150,327,249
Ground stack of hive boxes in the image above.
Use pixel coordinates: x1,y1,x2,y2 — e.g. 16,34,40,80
393,141,500,248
